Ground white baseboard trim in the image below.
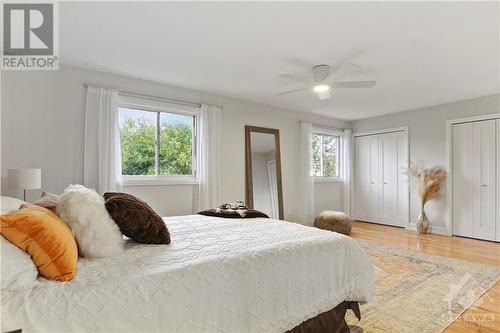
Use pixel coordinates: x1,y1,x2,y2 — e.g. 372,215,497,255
406,223,450,236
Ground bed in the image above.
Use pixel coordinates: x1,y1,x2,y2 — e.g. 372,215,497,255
1,215,373,332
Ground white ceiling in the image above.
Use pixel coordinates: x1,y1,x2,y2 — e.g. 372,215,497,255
60,1,500,121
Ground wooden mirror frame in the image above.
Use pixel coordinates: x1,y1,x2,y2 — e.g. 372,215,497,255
245,125,284,220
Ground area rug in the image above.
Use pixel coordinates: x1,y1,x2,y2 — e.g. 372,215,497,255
346,238,500,333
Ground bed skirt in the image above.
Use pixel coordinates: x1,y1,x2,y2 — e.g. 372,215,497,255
286,301,361,333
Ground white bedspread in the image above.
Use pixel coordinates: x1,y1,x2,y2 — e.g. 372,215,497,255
1,215,373,333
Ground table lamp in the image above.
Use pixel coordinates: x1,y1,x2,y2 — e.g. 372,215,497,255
7,168,41,201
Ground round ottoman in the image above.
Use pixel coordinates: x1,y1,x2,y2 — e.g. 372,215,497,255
314,210,352,235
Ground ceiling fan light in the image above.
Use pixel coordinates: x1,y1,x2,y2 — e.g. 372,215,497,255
313,84,330,93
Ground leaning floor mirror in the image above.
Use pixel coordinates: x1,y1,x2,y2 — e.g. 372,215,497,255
245,126,284,220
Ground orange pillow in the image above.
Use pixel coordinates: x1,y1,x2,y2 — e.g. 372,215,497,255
0,204,78,281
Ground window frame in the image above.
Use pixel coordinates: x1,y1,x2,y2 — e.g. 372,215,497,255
118,94,200,186
311,127,343,183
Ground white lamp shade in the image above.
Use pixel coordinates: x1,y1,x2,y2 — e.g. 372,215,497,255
8,168,41,190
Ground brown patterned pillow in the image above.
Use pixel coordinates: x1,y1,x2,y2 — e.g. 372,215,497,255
103,192,170,244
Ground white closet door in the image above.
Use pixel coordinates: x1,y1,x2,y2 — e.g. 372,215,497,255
395,132,407,226
452,123,474,237
380,131,406,227
354,131,406,226
368,135,380,221
497,119,500,242
354,136,371,220
453,120,496,241
380,133,399,226
473,120,496,240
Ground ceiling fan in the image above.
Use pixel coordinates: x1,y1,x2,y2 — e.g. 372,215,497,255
277,63,376,100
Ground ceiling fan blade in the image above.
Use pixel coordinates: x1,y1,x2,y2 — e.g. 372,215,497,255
276,86,310,96
277,73,311,84
332,62,362,75
317,90,330,100
333,80,376,88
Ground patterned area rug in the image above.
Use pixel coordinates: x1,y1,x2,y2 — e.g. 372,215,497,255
347,239,500,333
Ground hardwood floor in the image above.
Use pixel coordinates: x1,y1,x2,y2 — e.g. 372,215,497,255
350,221,500,333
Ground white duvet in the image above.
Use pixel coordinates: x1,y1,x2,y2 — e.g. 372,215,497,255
1,215,373,333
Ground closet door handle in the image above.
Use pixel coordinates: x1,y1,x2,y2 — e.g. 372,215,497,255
482,184,487,187
383,182,388,185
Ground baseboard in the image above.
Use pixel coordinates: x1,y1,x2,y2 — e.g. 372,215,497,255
406,223,450,236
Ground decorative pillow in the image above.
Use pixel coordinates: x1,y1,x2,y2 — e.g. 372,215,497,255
198,208,270,219
0,205,78,281
1,235,38,290
57,185,124,258
0,196,26,214
103,192,170,244
22,192,59,214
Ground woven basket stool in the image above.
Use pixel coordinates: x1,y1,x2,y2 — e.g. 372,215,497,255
313,210,352,235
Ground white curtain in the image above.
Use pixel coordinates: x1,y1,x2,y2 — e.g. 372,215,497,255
297,121,315,225
343,129,353,217
196,104,222,211
83,86,121,194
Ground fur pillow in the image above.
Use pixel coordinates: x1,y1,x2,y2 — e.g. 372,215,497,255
56,185,124,258
103,192,170,245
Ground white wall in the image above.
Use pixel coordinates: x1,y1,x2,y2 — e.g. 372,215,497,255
314,182,343,215
350,94,500,234
1,64,349,221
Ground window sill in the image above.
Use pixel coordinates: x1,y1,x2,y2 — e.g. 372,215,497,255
121,176,198,187
313,177,343,183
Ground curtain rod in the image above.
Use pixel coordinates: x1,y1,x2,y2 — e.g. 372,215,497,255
312,124,346,132
83,83,201,108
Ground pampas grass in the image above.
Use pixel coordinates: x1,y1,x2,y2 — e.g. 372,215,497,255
405,164,447,207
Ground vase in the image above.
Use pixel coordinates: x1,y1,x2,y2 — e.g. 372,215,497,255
417,206,429,234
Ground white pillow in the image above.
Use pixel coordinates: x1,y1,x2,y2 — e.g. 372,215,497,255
56,185,124,258
1,196,26,214
1,235,38,290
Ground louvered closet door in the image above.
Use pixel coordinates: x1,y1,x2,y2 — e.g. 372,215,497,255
354,136,372,221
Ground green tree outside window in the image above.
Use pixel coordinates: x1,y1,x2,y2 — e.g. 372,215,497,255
312,133,339,177
119,108,194,176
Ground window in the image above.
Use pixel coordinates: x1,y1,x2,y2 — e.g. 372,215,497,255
312,129,342,180
118,95,198,185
